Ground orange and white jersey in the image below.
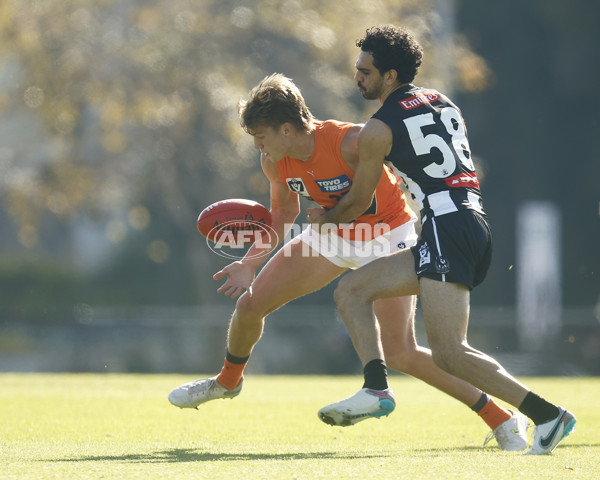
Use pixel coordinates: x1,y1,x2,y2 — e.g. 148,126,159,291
275,120,414,241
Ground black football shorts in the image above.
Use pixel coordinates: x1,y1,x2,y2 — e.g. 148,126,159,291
411,210,492,289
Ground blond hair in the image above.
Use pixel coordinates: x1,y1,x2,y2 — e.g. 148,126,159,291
239,74,314,132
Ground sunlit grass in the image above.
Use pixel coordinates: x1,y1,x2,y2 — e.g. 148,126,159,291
1,374,598,479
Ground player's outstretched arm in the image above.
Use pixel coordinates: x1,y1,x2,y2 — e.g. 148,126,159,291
214,156,299,298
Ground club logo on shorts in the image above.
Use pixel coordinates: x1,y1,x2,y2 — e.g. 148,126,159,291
418,242,430,268
435,255,450,274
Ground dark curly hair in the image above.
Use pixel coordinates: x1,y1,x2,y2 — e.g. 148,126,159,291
356,25,423,83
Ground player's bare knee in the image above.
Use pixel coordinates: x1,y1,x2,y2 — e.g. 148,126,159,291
235,292,265,321
430,342,463,375
334,275,366,309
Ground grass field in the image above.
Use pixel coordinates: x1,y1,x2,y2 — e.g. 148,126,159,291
1,374,598,479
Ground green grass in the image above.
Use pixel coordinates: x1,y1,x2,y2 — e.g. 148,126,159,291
1,374,598,479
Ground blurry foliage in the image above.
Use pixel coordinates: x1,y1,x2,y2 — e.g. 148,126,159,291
0,257,82,315
0,0,493,307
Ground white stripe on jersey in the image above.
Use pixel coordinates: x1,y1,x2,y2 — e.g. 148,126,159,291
385,161,426,209
467,191,484,214
427,191,459,216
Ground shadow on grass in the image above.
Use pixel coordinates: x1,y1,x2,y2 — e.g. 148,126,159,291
45,449,392,463
43,443,599,463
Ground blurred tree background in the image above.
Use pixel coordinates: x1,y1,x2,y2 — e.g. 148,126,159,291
0,0,597,317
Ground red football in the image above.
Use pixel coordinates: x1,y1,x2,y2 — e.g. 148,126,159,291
197,198,272,245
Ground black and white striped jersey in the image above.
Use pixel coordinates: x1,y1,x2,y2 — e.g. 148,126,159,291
372,84,485,219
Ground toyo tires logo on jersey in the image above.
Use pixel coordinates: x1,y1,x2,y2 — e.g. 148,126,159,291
315,174,352,193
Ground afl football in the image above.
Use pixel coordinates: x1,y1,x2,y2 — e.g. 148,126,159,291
197,198,272,245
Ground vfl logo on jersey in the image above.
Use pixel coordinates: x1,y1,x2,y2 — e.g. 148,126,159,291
315,174,352,193
286,177,307,194
418,242,431,269
399,91,440,110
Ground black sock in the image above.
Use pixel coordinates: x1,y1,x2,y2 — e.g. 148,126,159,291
226,350,250,365
518,391,560,425
470,392,490,412
362,359,389,390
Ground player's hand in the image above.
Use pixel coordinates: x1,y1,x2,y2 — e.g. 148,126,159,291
213,261,256,298
306,206,328,230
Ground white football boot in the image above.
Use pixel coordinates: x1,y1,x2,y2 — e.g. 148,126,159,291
318,388,396,427
524,407,576,455
483,410,529,451
168,376,243,409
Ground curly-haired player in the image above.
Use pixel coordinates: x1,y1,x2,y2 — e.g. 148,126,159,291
308,25,576,455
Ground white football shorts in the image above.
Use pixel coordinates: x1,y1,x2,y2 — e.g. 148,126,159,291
295,217,418,270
